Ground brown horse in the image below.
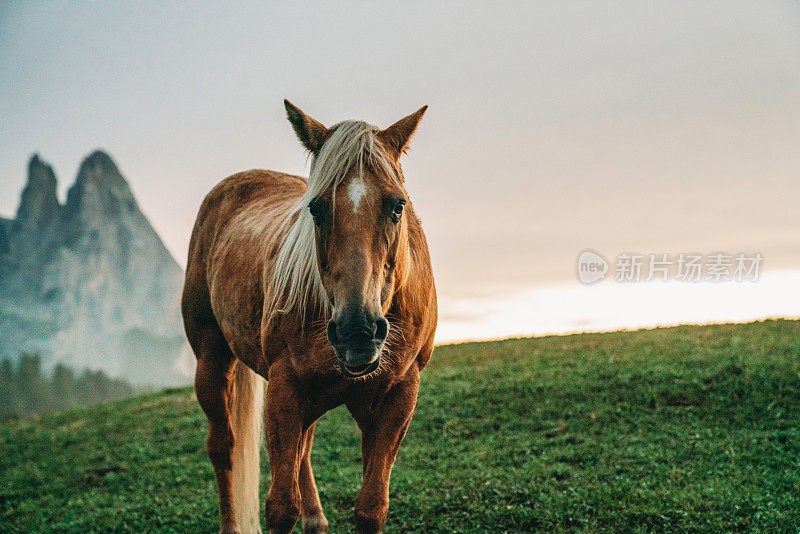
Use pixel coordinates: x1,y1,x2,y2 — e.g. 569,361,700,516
181,101,437,533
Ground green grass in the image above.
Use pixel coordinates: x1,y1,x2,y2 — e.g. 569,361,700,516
2,319,800,532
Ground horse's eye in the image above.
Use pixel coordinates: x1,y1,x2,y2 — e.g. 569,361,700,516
308,199,325,225
390,201,405,223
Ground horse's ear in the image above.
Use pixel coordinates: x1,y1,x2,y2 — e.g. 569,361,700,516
284,99,330,154
378,105,428,159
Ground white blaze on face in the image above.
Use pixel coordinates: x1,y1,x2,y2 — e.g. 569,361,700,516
347,176,367,212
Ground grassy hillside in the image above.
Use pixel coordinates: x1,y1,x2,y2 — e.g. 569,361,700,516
2,320,799,532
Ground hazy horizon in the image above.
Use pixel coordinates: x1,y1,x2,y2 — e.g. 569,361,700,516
3,1,799,341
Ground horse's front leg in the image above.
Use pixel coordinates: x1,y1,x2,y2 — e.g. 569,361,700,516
348,367,420,533
264,361,306,534
299,423,328,533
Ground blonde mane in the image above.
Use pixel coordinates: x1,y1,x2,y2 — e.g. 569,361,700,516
267,120,406,326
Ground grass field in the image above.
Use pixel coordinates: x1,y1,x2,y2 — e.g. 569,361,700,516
2,319,799,532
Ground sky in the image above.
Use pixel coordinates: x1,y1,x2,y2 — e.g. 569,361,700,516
2,1,799,342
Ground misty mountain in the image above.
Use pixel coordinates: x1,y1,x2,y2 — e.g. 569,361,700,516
0,151,189,386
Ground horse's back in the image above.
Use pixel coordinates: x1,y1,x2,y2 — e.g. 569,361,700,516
195,169,306,230
182,169,307,368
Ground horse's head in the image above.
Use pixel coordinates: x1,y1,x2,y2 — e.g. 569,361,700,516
283,100,426,377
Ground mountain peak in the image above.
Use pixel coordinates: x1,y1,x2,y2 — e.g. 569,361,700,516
25,153,57,191
65,150,135,216
16,153,60,225
81,149,119,173
75,150,129,190
1,151,187,386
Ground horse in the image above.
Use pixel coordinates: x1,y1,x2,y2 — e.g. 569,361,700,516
181,100,437,534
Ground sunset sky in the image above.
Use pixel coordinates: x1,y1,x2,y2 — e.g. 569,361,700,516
2,1,799,342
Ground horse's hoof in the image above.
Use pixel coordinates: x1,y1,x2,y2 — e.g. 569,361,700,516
302,513,329,533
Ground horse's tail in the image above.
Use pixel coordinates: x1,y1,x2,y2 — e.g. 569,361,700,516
231,359,265,533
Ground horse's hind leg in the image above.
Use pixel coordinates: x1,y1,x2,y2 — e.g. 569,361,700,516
299,423,328,533
194,326,240,533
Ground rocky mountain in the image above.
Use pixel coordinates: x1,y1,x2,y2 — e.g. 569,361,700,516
0,151,189,386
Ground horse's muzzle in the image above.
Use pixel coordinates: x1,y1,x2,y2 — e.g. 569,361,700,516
327,316,388,378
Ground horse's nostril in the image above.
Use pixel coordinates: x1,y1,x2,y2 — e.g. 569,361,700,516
374,317,388,342
329,315,387,347
326,320,339,345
